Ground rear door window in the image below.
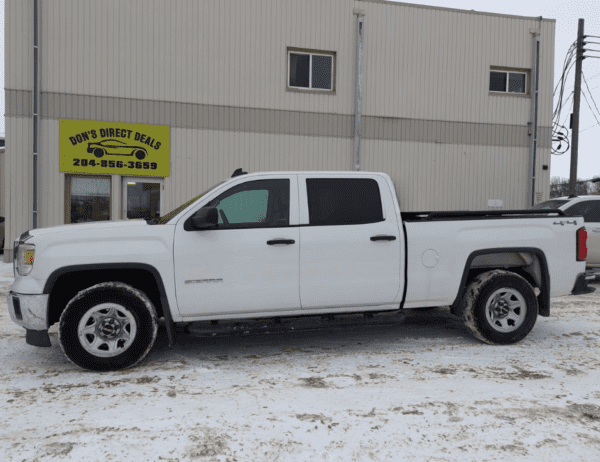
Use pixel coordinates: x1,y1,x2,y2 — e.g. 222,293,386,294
306,178,383,226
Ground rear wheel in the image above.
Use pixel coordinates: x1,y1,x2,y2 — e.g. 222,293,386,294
134,149,146,160
59,282,158,371
461,270,538,345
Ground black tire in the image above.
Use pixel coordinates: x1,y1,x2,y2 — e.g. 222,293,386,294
58,282,158,371
93,148,105,158
134,149,146,160
461,270,538,345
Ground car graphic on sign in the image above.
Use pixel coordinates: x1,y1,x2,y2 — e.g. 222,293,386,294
87,139,148,160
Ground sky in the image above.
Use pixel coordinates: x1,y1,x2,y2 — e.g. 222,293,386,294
0,1,598,179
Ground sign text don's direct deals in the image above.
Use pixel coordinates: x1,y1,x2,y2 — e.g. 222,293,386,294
68,128,162,150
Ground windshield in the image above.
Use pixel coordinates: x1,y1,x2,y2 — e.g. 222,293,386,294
156,180,227,224
530,199,569,210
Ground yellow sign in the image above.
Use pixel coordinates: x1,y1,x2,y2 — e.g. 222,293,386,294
60,119,170,177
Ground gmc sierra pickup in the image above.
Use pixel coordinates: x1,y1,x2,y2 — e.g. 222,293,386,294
8,170,589,371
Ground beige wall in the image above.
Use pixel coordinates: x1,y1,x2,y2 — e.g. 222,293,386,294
7,0,554,126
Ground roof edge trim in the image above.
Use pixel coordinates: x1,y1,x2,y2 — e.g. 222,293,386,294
358,0,556,23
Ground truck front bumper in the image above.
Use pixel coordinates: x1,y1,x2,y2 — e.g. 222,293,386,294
572,272,594,295
7,292,51,347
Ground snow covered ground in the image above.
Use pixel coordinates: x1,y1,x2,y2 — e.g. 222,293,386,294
1,261,600,461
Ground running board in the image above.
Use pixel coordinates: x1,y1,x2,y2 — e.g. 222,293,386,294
186,310,407,338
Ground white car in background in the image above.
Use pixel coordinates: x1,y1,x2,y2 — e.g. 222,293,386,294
533,195,600,269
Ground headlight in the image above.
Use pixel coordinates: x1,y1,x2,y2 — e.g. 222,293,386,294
16,243,35,276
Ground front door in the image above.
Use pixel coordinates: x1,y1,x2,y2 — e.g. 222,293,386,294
174,176,301,317
122,177,163,219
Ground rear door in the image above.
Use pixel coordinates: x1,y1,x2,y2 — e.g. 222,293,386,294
298,174,402,309
564,199,600,265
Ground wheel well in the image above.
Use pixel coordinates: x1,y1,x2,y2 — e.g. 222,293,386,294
47,268,164,327
464,266,537,293
464,252,541,290
451,251,548,316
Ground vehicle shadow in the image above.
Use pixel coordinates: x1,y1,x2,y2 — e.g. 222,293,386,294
149,307,478,361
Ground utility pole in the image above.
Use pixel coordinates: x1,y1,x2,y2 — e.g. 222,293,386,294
569,18,584,196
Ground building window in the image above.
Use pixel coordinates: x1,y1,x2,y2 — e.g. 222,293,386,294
288,48,335,91
123,178,163,219
65,175,111,224
489,67,529,94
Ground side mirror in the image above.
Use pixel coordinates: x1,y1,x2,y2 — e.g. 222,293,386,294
191,207,218,230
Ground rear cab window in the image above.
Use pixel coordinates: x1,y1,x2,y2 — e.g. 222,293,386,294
305,178,384,226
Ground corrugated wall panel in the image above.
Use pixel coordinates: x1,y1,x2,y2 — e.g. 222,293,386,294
20,0,553,128
6,0,32,91
164,128,354,213
361,139,530,211
4,117,33,259
356,1,552,127
39,119,62,228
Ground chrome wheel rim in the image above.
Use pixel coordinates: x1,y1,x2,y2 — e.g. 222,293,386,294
485,287,527,333
77,303,137,358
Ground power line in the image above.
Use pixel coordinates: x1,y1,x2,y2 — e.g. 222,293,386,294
582,90,600,128
581,122,600,133
582,72,600,119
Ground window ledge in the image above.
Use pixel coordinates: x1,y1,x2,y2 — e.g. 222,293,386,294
286,87,336,96
489,91,530,98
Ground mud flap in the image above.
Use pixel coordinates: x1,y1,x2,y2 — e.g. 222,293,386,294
26,329,51,347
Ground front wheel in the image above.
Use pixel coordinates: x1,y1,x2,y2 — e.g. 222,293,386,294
461,270,538,345
59,282,158,371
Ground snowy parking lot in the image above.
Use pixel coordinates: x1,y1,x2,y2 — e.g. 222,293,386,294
1,262,600,462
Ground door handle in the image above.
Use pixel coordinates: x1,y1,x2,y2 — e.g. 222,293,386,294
267,239,296,245
593,228,600,232
370,235,397,241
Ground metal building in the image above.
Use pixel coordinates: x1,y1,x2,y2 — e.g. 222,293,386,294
4,0,555,261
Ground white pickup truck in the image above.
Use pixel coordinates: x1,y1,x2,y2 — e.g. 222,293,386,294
8,170,589,371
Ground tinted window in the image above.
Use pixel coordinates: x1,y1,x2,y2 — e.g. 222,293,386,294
306,178,383,226
289,53,310,88
206,179,290,228
564,200,600,222
489,71,507,92
531,199,569,210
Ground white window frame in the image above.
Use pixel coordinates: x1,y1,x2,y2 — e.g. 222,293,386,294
287,50,334,91
489,70,528,94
